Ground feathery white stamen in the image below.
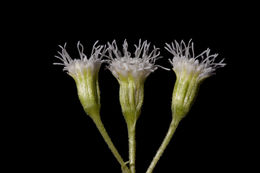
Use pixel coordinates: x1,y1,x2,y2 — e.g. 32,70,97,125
165,39,226,81
107,40,163,81
54,41,106,78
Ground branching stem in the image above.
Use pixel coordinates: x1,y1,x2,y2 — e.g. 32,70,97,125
92,116,130,173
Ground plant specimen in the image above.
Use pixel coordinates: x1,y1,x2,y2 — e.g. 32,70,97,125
54,39,225,173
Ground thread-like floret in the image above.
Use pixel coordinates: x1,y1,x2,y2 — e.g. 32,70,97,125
107,40,162,81
165,40,226,81
54,41,106,78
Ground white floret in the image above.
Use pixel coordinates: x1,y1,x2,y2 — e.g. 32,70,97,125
54,41,106,77
165,40,226,80
107,40,164,80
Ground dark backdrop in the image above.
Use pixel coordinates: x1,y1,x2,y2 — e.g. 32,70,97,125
6,1,254,173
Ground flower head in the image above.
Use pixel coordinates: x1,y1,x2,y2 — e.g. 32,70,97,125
54,41,106,117
107,39,161,82
165,40,226,120
107,40,162,125
165,39,226,82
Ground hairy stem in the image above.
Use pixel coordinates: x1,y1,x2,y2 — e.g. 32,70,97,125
146,117,180,173
128,125,136,173
92,116,130,173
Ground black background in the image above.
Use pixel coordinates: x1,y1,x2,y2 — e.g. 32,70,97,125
5,1,256,173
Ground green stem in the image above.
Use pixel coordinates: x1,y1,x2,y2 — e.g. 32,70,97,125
146,117,180,173
128,125,136,173
92,117,130,173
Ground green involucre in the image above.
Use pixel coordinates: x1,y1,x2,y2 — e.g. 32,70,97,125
171,70,202,120
72,68,101,117
119,76,144,126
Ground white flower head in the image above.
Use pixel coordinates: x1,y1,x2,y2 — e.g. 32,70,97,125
107,39,162,82
107,40,163,124
166,40,226,120
54,41,106,117
54,41,106,79
165,39,226,82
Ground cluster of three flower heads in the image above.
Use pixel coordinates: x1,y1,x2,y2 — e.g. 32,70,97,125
54,39,225,173
55,39,225,122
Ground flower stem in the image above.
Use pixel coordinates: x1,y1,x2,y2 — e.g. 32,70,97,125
146,117,180,173
92,116,130,173
128,125,136,173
